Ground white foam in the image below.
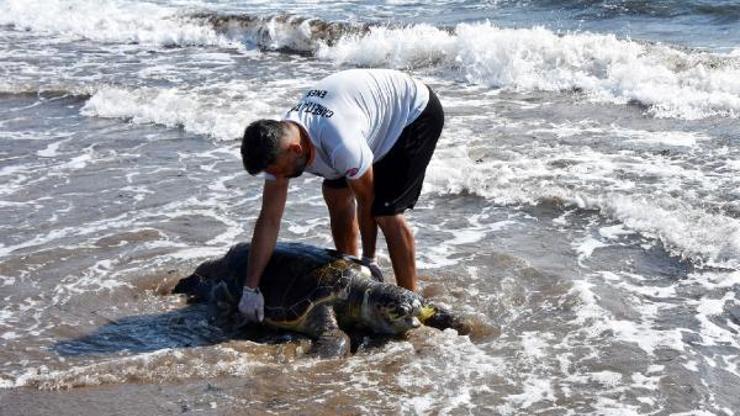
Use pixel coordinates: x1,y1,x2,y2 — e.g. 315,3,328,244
80,84,275,141
0,275,16,287
621,130,705,148
416,216,518,269
318,24,455,68
520,331,551,359
0,0,242,49
0,189,231,264
0,308,14,326
611,319,685,356
537,122,711,148
601,271,678,299
647,365,664,374
600,195,740,269
249,15,319,52
688,270,740,291
691,291,738,347
374,329,506,414
573,266,739,391
499,377,556,413
568,277,687,356
1,331,18,340
599,224,635,240
36,138,72,158
592,397,642,416
683,361,699,372
424,127,740,269
574,236,610,264
318,22,740,120
9,345,267,389
590,371,623,387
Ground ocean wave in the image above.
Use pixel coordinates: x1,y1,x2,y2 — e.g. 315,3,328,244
4,1,740,120
0,0,240,49
317,21,740,120
0,75,101,99
424,131,740,270
0,88,92,101
185,11,369,54
0,0,362,54
436,181,740,271
184,12,740,119
79,84,276,141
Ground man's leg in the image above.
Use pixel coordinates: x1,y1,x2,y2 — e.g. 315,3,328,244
322,181,359,256
375,213,417,292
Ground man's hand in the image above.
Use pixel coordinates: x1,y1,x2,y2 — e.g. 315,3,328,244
238,286,264,322
362,256,384,282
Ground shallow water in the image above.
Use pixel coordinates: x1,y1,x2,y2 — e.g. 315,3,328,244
1,0,739,415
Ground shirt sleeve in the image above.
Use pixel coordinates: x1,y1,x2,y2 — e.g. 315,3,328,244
324,122,373,180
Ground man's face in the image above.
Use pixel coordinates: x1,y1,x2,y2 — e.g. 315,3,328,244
264,136,308,179
287,151,308,178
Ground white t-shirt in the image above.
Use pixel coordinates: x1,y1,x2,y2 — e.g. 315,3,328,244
273,69,429,181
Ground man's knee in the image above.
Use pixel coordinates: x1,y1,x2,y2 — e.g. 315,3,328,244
375,213,406,230
323,183,354,209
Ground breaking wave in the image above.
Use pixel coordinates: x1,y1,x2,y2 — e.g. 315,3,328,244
185,10,740,120
316,22,740,120
79,84,275,141
3,0,740,120
0,0,237,48
185,11,369,54
424,131,740,270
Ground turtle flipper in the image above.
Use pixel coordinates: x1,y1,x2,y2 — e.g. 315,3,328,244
419,303,471,335
304,305,350,358
209,281,239,325
313,328,350,358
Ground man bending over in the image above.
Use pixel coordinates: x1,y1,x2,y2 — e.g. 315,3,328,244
239,69,444,322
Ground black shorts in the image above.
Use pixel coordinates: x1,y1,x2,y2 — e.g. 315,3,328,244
323,85,444,216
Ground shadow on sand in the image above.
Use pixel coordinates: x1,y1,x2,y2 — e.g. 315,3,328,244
52,303,392,357
52,304,312,357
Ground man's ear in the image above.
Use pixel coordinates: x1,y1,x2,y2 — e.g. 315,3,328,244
288,143,302,154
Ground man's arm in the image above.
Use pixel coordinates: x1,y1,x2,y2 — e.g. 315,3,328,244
347,167,377,261
245,177,289,289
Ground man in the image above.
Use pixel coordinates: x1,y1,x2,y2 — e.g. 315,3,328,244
238,69,443,322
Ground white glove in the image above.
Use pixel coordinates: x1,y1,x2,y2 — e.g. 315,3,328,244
238,286,264,323
362,256,384,282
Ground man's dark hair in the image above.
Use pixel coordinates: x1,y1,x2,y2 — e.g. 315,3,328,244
241,119,286,175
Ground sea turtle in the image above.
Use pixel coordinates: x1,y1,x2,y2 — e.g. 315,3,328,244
173,242,468,357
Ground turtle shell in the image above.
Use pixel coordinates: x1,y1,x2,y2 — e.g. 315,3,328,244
220,242,363,323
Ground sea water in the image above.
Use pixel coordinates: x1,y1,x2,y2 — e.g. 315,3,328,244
0,0,738,414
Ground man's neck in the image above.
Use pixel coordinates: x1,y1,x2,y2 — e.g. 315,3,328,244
297,123,315,165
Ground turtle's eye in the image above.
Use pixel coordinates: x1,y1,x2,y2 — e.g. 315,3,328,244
387,303,413,321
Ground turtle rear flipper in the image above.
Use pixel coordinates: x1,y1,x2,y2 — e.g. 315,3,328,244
312,328,350,358
419,303,471,335
304,305,350,358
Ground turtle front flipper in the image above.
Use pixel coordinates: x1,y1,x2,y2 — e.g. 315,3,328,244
303,304,350,358
419,303,472,335
209,281,239,326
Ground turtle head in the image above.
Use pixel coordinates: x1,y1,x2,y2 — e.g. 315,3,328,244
361,283,424,335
